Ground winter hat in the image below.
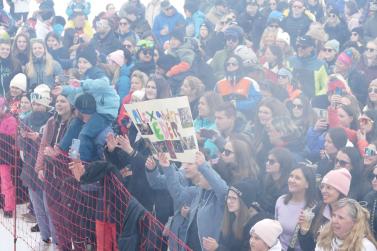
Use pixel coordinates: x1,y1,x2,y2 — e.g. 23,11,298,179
229,181,259,208
267,11,284,24
351,26,364,38
337,50,353,68
31,84,51,107
276,30,290,46
324,39,340,53
108,50,125,67
233,45,257,67
76,44,97,66
278,67,293,81
10,73,27,92
327,127,348,150
296,35,315,48
306,22,329,43
224,26,243,41
321,168,351,196
160,0,173,10
250,219,283,248
74,93,96,115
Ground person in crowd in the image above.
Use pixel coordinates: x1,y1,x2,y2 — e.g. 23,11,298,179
0,97,17,218
202,181,270,251
0,39,22,97
286,95,315,137
259,147,294,214
206,0,228,27
7,73,27,118
19,84,53,248
152,0,185,45
320,39,340,74
249,219,283,251
365,79,377,111
194,91,224,159
357,110,377,154
215,54,262,116
132,39,156,76
66,0,91,19
184,1,205,38
260,44,285,82
275,163,317,251
344,0,362,31
25,38,63,90
35,10,54,40
364,0,377,41
360,39,377,85
116,17,140,45
333,48,368,106
210,25,244,81
364,166,377,239
107,48,134,101
288,35,328,98
324,7,350,46
282,0,313,43
45,32,71,70
315,198,377,250
334,147,369,200
155,151,228,251
180,75,205,119
343,27,365,53
276,68,301,100
11,32,30,66
18,94,32,120
89,16,122,62
65,12,94,43
298,167,351,250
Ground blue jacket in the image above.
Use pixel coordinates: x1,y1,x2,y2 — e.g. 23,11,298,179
163,162,228,250
116,63,134,102
152,8,185,44
306,127,326,161
186,11,206,38
193,117,220,158
66,0,91,17
62,76,120,119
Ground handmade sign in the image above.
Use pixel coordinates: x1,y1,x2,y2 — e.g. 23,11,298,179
124,96,198,162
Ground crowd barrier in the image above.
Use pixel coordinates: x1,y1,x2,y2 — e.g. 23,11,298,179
0,121,192,251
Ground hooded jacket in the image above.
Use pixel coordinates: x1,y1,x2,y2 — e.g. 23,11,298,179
152,7,185,44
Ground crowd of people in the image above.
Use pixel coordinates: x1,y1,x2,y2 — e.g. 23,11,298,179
0,0,376,250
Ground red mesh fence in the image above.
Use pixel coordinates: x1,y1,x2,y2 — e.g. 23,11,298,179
0,121,192,251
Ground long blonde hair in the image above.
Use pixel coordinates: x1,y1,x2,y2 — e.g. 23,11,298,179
25,39,55,78
316,198,377,251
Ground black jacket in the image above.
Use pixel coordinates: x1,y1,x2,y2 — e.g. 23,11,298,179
90,31,122,63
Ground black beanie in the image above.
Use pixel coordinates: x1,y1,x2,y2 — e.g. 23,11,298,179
327,128,348,150
75,93,96,115
76,43,97,66
229,181,259,209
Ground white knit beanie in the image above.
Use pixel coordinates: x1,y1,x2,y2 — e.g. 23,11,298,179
250,219,283,247
10,73,27,92
31,84,51,107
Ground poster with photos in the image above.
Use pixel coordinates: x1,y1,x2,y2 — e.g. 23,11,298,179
124,96,199,162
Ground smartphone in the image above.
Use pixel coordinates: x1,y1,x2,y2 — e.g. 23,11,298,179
69,139,80,159
335,87,342,96
314,108,328,120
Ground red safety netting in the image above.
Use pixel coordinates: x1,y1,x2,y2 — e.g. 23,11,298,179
0,121,192,251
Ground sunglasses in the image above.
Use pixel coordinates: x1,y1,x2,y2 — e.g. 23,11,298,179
322,48,334,53
335,158,350,167
266,158,277,165
269,24,279,28
369,173,377,182
119,22,129,26
222,149,234,156
226,62,238,67
292,103,303,109
366,48,376,53
365,147,377,156
351,32,359,36
141,49,153,55
369,87,377,94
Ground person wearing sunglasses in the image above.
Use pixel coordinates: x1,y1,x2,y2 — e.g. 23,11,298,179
364,141,377,176
360,39,377,85
334,147,369,201
364,166,377,239
116,18,139,45
298,168,351,250
324,7,349,46
316,198,377,251
365,79,377,111
259,147,294,214
357,110,377,155
320,39,339,73
286,95,315,134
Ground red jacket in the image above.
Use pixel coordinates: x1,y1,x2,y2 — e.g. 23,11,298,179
0,113,18,136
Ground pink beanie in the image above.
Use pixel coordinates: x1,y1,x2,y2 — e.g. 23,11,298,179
321,168,351,196
108,50,125,67
250,219,282,247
